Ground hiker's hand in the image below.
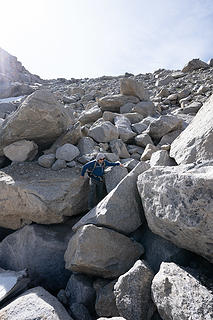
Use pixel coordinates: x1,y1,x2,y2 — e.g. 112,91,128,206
119,163,124,167
80,175,84,178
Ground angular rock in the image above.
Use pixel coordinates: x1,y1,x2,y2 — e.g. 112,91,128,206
0,286,73,320
152,262,213,320
181,101,202,114
3,139,38,161
148,115,182,140
150,150,176,166
156,75,173,86
120,78,148,100
79,105,102,125
0,90,69,155
51,159,67,170
73,162,150,234
0,162,88,229
95,280,119,318
114,260,155,320
70,303,92,320
170,94,213,164
64,224,144,278
114,116,136,142
0,223,76,292
133,101,155,117
132,121,148,134
56,143,80,161
135,132,154,148
38,153,56,168
98,94,139,112
120,102,134,114
158,129,182,147
182,58,209,72
88,119,119,143
0,102,16,118
137,164,213,263
110,139,130,159
105,165,128,193
77,136,96,155
140,143,158,161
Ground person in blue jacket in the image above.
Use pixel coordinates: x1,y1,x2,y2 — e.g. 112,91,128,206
81,152,123,210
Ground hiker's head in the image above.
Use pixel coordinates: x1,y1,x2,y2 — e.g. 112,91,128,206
96,153,105,163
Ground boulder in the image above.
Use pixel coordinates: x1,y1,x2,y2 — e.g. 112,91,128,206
0,268,29,305
120,78,148,100
52,159,67,170
105,165,128,193
0,90,69,155
64,224,144,278
152,262,213,320
158,129,182,147
110,139,130,159
135,132,154,148
95,280,119,317
0,162,88,229
132,121,148,134
3,139,38,161
79,105,102,125
137,163,213,263
114,115,136,142
77,136,96,155
120,102,134,114
0,286,73,320
182,58,209,72
170,94,213,164
88,119,119,143
156,75,173,86
133,101,155,117
148,115,182,140
150,150,176,166
38,153,56,168
56,143,80,161
73,162,150,234
114,260,155,320
70,303,92,320
98,94,139,112
0,222,77,292
0,102,16,118
181,101,202,114
140,143,158,161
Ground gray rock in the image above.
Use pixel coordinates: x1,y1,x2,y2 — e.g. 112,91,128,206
120,102,134,114
98,94,139,112
182,58,209,72
0,162,88,229
181,101,202,114
97,318,126,320
148,115,182,139
70,303,92,320
150,150,176,166
132,121,148,134
64,224,144,278
110,139,130,159
158,130,182,147
0,223,76,292
120,78,148,100
114,116,136,142
38,153,56,168
135,132,154,148
0,102,16,118
152,262,213,320
88,119,119,142
121,158,140,171
133,101,155,117
137,164,213,263
0,90,69,156
95,280,119,318
3,139,38,161
114,260,155,320
79,105,102,125
72,162,150,234
77,136,96,155
170,93,213,164
56,143,80,161
140,143,158,161
156,75,173,86
52,159,67,170
105,165,128,193
0,286,73,320
208,58,213,66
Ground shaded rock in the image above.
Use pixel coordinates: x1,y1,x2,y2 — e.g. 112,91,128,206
0,286,73,320
105,165,128,193
181,101,202,114
121,158,140,171
120,102,134,114
170,93,213,164
64,224,144,278
152,262,213,320
73,162,150,234
150,150,176,166
114,260,155,320
0,162,88,229
0,102,16,118
77,136,96,155
110,139,130,159
114,116,136,142
3,139,38,162
52,159,67,170
158,130,182,147
148,115,182,140
137,164,213,263
98,94,139,112
0,90,69,155
182,58,209,72
70,303,92,320
79,105,102,125
56,143,80,161
135,132,154,148
120,78,148,100
95,280,119,318
132,121,148,134
88,119,119,142
156,75,173,86
0,222,76,292
38,153,55,168
133,101,155,117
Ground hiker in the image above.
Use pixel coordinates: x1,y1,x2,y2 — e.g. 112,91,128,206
81,153,123,210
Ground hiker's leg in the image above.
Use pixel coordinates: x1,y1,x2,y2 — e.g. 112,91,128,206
88,179,97,210
96,181,104,203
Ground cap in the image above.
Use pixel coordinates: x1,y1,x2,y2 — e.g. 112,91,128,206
96,153,105,160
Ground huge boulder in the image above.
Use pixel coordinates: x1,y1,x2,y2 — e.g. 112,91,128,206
88,119,119,142
137,163,213,263
0,162,88,229
152,262,213,320
64,224,144,278
170,93,213,164
182,58,209,72
120,78,148,100
0,90,69,155
73,162,150,234
3,139,38,161
0,286,73,320
0,222,78,292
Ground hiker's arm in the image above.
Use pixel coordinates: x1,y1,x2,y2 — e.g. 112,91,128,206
104,160,123,167
81,162,90,177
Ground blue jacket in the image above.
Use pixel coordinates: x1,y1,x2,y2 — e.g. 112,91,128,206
81,159,120,181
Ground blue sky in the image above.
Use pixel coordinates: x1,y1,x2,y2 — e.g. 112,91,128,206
1,0,213,79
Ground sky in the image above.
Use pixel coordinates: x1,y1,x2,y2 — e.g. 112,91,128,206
1,0,213,79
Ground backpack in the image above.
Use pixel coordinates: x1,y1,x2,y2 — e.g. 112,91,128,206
87,160,105,178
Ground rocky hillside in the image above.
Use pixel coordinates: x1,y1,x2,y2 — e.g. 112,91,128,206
0,49,213,320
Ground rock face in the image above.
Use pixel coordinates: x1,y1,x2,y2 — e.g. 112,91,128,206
0,286,73,320
3,139,38,161
114,260,155,320
64,224,144,278
182,58,209,72
73,162,150,234
152,262,213,320
170,93,213,164
137,163,213,263
0,162,88,229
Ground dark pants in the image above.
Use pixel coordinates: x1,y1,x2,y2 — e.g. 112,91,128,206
88,178,104,210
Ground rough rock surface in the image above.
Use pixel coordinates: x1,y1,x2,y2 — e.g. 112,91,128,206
137,163,213,263
0,162,88,229
0,286,73,320
3,139,38,161
120,78,148,100
64,224,144,278
152,262,213,320
95,279,119,318
88,119,119,142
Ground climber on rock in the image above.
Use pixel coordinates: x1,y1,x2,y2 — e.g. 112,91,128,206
81,152,123,210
